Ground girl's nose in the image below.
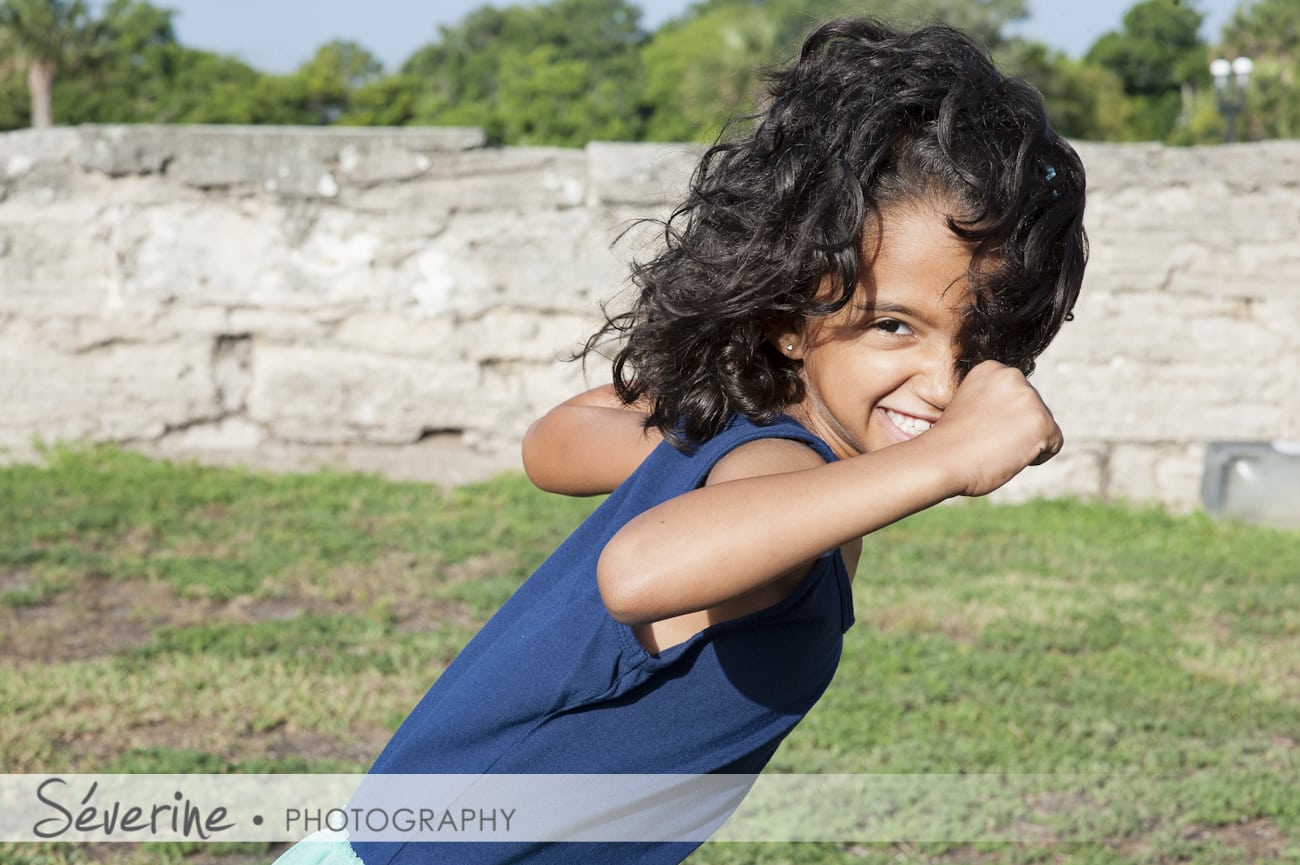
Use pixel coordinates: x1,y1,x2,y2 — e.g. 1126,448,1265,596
915,353,959,410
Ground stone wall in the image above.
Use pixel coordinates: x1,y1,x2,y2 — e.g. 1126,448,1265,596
1,126,1297,508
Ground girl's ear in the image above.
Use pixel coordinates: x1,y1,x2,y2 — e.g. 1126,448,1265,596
772,330,804,361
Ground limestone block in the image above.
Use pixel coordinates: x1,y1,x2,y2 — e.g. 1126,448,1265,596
2,312,161,354
0,202,127,315
75,125,177,176
1045,290,1282,366
1032,360,1293,442
80,125,487,196
0,159,91,205
451,310,600,363
1093,182,1295,245
245,345,488,444
1165,269,1299,301
335,144,432,187
0,336,217,446
1076,141,1300,191
0,128,80,176
331,312,458,357
1105,443,1205,511
585,142,700,206
155,417,267,452
396,210,623,318
987,443,1107,504
492,358,596,408
396,148,588,212
213,336,253,412
331,309,597,364
226,308,335,341
1255,295,1300,348
152,306,232,339
117,202,385,310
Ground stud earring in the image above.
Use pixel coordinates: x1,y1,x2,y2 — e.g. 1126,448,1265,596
785,344,795,351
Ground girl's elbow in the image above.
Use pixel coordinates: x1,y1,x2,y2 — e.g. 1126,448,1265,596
596,540,656,625
521,418,564,493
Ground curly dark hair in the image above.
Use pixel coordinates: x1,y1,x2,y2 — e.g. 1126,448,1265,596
589,17,1088,448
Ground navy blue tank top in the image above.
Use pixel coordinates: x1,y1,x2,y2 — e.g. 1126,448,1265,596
353,413,855,864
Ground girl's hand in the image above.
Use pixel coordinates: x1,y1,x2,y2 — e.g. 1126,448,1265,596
927,360,1063,498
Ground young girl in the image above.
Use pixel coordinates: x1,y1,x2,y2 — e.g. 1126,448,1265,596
277,16,1086,865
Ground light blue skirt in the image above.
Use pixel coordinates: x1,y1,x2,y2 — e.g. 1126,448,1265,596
272,831,364,865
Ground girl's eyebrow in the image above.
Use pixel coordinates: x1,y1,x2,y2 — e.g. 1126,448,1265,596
856,301,923,318
863,302,917,315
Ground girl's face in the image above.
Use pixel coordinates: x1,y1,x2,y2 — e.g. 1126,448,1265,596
779,202,975,460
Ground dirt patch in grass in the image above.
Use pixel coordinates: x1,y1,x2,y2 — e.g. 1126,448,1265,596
863,603,982,644
50,720,354,769
0,551,496,666
88,717,387,770
1185,818,1292,862
1111,818,1294,864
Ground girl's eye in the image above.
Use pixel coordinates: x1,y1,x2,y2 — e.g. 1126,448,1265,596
871,319,914,336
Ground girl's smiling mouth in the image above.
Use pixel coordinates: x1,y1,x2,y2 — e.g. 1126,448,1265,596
882,408,935,439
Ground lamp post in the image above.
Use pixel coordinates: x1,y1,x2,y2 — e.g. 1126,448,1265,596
1210,56,1253,143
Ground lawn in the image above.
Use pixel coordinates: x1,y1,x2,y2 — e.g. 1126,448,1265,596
1,446,1297,864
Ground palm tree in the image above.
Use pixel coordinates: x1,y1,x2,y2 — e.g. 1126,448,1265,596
0,0,89,127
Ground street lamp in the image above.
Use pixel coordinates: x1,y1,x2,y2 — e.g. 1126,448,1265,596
1210,56,1253,143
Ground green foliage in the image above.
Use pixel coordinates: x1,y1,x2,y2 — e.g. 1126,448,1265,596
1220,0,1300,141
640,5,782,142
399,0,648,144
9,0,1289,145
0,0,91,125
277,39,385,125
641,0,1031,143
1221,0,1300,60
337,74,421,126
997,39,1137,141
0,0,88,61
684,0,1029,51
1084,0,1208,142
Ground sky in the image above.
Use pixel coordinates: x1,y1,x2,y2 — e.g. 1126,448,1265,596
139,0,1245,75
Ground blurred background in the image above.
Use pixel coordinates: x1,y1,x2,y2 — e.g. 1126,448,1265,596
0,0,1294,145
2,0,1299,516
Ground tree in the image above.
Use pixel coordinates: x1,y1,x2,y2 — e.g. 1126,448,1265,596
1221,0,1300,61
1219,0,1300,139
640,0,1029,143
338,75,421,127
397,0,647,145
41,0,281,125
1085,0,1207,141
998,39,1137,141
280,40,385,124
53,0,176,122
681,0,1028,51
640,6,781,142
0,0,90,126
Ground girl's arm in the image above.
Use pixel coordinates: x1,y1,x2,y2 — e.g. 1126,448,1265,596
597,361,1062,624
521,385,663,496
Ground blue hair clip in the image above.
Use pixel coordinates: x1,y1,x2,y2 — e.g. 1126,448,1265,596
1044,164,1058,183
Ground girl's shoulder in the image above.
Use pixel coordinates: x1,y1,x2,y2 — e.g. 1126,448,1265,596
675,412,837,489
695,412,837,465
706,433,830,487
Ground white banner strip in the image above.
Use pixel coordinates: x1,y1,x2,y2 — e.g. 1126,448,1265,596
0,773,1151,844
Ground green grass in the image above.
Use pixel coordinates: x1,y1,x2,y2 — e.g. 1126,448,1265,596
1,446,1297,865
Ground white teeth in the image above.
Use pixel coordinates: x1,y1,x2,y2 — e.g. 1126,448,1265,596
885,409,933,437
